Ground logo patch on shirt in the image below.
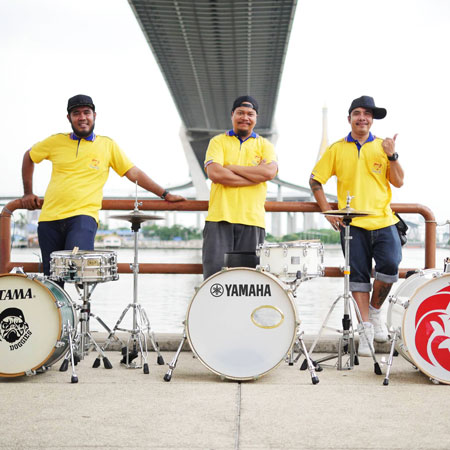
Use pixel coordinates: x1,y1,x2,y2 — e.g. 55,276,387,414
372,162,382,174
89,159,100,170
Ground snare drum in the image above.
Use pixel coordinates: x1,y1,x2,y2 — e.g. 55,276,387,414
0,274,76,377
257,241,324,280
387,269,450,384
50,250,118,283
186,268,298,380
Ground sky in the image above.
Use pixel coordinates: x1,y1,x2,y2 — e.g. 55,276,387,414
1,0,450,225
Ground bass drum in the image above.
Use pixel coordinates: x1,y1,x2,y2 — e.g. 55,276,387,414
186,268,299,380
387,269,450,384
0,274,76,377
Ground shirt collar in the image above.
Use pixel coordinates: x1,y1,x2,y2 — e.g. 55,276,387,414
70,131,96,142
345,131,374,145
226,129,258,143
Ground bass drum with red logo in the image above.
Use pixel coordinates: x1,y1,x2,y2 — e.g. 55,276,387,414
0,273,76,377
387,270,450,384
186,267,299,380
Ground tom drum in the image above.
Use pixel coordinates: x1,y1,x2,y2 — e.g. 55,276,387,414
50,250,118,283
257,241,324,281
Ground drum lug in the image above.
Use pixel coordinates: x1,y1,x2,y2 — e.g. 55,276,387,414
55,340,66,348
302,248,307,257
25,370,37,377
404,300,410,309
55,300,64,309
430,377,440,385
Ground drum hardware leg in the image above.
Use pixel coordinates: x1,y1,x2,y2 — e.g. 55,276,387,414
383,328,400,386
73,281,112,368
67,321,78,383
164,332,187,382
297,332,319,384
102,207,162,370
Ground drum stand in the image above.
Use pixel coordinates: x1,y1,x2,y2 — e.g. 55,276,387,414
101,202,164,374
303,215,382,375
60,281,113,373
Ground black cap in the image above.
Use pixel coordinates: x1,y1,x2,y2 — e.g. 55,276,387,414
67,94,95,113
348,95,387,119
232,95,258,114
348,95,386,119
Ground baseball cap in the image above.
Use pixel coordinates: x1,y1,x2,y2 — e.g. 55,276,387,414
67,94,95,113
348,95,386,119
232,95,258,114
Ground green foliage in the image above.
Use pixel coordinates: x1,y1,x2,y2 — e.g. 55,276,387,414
266,229,341,244
141,224,202,241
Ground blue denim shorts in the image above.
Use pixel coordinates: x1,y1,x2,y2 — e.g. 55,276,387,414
38,215,98,276
340,224,402,292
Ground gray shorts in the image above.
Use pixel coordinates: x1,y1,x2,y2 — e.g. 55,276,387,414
202,221,265,280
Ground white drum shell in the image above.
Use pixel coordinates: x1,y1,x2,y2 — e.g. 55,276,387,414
50,250,118,283
257,241,324,280
0,274,76,377
186,268,298,380
388,270,450,384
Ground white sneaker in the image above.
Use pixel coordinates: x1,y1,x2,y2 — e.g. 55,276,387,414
369,307,389,343
358,322,374,357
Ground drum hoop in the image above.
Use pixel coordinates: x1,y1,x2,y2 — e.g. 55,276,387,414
0,274,68,377
258,241,322,249
185,267,298,380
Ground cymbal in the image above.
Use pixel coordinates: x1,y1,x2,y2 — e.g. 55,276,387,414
110,211,164,224
322,208,375,218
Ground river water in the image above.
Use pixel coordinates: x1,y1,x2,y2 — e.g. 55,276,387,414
8,246,450,334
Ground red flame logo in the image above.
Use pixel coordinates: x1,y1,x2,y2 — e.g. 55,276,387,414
414,285,450,371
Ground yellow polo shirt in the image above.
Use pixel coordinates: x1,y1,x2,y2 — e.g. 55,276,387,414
311,135,398,230
30,133,134,222
204,131,277,228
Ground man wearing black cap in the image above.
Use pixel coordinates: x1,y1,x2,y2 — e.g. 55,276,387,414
309,95,404,356
202,95,278,280
21,94,184,277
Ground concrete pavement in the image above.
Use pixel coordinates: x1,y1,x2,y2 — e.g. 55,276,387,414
1,336,449,450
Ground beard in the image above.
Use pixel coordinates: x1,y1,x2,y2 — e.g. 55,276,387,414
236,128,252,139
70,120,95,138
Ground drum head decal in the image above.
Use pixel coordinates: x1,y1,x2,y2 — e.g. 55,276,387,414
0,307,30,344
414,285,450,371
403,274,450,384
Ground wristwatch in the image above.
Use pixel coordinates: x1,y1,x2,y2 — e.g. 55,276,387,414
161,189,169,199
387,152,399,161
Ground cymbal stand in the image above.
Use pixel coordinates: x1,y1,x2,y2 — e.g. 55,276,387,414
101,195,164,373
303,214,382,375
60,281,113,372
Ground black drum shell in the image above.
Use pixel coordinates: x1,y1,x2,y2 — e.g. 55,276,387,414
224,251,259,269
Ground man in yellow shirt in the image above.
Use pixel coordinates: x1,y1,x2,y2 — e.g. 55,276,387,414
310,96,404,356
202,95,278,279
22,94,184,276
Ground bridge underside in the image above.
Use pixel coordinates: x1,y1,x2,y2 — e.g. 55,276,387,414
128,0,297,191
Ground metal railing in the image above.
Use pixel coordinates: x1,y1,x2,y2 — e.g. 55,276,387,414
0,199,436,276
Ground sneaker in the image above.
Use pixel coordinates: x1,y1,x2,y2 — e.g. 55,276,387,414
369,307,389,343
358,322,374,357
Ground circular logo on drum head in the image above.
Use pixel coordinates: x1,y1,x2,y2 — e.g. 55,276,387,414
210,283,224,297
0,307,30,344
414,285,450,371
